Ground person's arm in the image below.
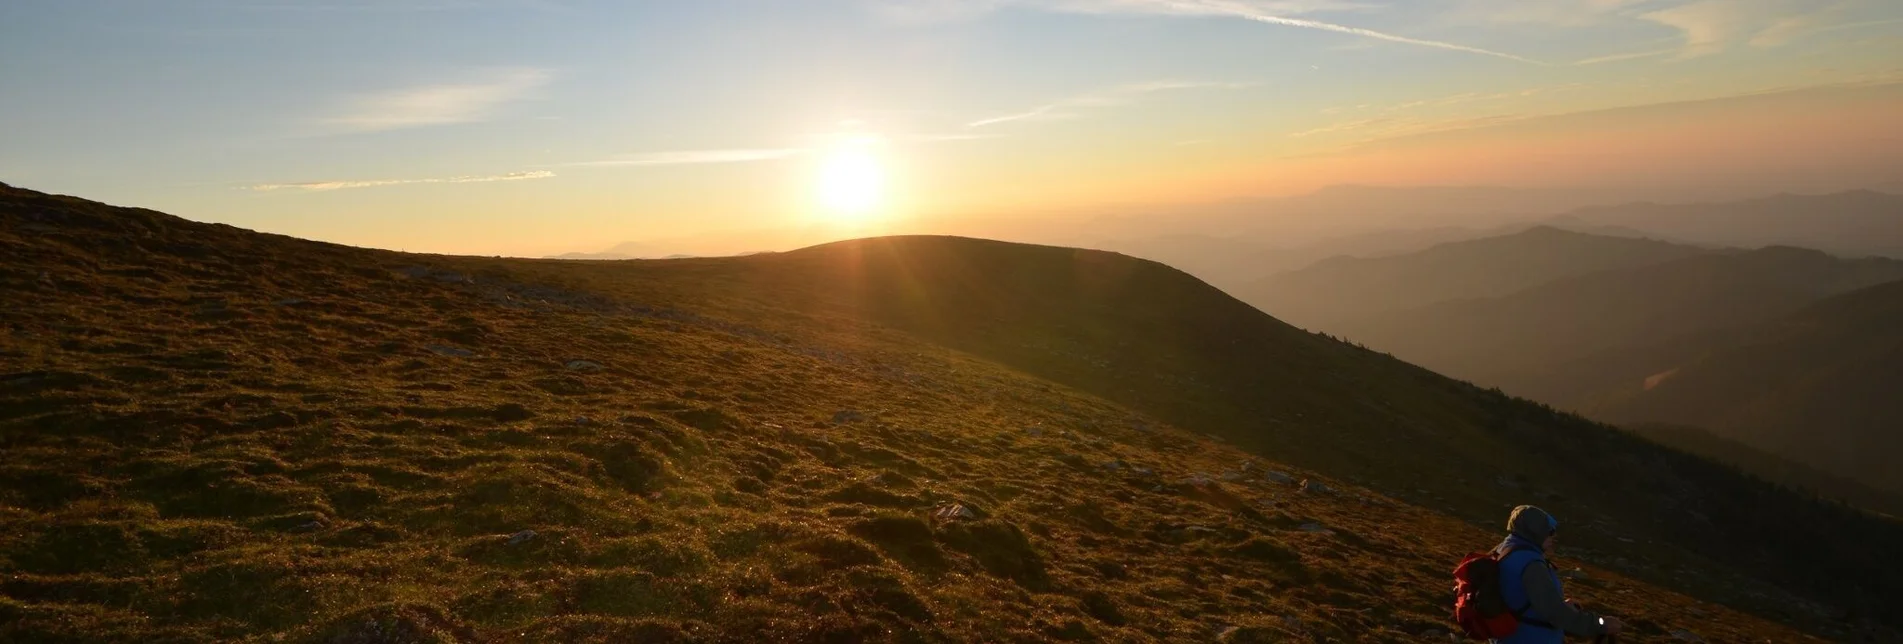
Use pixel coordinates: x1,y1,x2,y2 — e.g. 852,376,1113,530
1520,562,1606,637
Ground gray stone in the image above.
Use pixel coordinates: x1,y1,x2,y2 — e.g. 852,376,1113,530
564,359,604,371
507,530,537,546
933,503,976,521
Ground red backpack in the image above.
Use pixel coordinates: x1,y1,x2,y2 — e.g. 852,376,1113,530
1452,551,1524,640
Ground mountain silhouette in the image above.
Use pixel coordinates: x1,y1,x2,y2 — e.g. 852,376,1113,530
1333,245,1903,399
2,183,1899,641
1551,191,1903,259
1240,226,1713,330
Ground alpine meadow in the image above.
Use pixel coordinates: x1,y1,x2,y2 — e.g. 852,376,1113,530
5,1,1903,642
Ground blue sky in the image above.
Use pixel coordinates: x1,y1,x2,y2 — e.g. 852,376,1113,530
3,0,1901,254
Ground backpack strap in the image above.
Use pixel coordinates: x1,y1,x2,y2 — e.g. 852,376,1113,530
1499,548,1559,630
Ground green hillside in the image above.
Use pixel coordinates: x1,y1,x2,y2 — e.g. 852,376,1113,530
1,183,1897,641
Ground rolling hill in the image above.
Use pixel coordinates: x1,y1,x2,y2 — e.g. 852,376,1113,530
1592,278,1903,498
1331,246,1903,399
1238,226,1714,330
2,182,1900,641
1551,190,1903,259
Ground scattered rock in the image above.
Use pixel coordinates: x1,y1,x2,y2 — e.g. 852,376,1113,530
1024,427,1044,438
507,530,537,546
1559,568,1588,580
1263,471,1295,485
293,520,325,533
491,403,535,422
832,410,866,424
1220,470,1243,482
1671,629,1705,643
563,359,603,371
1300,479,1332,495
425,345,475,358
933,503,976,522
1297,522,1334,535
1422,628,1445,638
1102,459,1127,471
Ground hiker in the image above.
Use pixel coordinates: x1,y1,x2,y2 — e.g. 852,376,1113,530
1488,505,1622,642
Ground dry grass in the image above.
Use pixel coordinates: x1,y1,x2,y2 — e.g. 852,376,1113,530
0,184,1876,641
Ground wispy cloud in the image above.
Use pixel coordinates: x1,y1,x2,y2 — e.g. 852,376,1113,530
248,170,554,192
1640,0,1855,59
968,80,1252,128
565,149,805,167
1221,11,1545,64
323,67,551,133
879,1,1542,64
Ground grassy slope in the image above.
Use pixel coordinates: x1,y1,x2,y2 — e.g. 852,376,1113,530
523,235,1903,632
1595,279,1903,496
0,184,1887,641
1238,226,1712,330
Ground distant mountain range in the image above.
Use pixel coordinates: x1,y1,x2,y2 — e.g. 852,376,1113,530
1549,191,1903,259
1238,226,1717,330
1331,244,1903,396
1237,210,1903,501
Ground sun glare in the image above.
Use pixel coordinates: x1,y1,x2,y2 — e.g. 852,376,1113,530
816,137,886,222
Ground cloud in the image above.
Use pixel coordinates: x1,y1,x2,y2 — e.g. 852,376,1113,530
1640,0,1853,58
248,170,554,192
877,0,1541,63
1448,0,1651,27
1220,11,1545,64
324,67,551,133
566,149,805,167
968,80,1253,128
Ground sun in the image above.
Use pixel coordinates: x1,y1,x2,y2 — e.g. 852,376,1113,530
815,137,886,222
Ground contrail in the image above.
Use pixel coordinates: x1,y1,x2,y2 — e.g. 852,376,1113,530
1082,0,1544,65
1229,12,1545,65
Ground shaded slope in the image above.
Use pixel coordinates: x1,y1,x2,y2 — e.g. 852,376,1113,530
1625,424,1903,519
1240,226,1712,330
1335,246,1903,396
501,235,1903,633
0,183,1894,641
1595,279,1903,497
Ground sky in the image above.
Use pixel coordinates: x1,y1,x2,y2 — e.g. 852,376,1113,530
3,0,1902,256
